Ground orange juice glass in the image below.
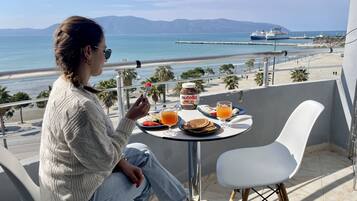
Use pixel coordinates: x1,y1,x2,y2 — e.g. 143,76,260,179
161,110,178,126
161,107,178,136
216,101,233,127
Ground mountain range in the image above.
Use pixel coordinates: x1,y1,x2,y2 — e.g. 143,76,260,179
0,16,289,36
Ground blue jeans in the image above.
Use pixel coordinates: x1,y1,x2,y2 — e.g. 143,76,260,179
89,143,187,201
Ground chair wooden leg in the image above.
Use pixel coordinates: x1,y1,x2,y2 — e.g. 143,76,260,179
276,184,284,201
242,188,250,201
276,183,289,201
229,189,237,201
280,183,289,201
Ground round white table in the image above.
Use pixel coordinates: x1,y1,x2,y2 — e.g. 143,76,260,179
138,109,253,201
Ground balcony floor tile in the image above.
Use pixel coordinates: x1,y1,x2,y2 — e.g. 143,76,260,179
150,150,356,201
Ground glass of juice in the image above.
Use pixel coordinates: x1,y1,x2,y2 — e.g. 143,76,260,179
216,101,233,128
161,107,179,136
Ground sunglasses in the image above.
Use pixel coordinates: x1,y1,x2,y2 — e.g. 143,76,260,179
93,46,112,60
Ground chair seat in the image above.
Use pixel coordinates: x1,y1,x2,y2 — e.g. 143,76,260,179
216,142,297,188
0,144,40,201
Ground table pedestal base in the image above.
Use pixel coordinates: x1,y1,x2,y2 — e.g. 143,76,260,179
188,141,206,201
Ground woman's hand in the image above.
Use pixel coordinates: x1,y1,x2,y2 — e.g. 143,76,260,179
125,95,150,121
117,159,144,188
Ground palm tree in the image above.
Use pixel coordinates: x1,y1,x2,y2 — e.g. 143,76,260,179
204,67,215,83
181,67,205,80
291,67,309,82
96,79,117,115
220,64,237,90
205,67,215,76
180,68,205,93
0,86,14,138
123,69,137,109
255,71,264,86
245,59,255,72
255,70,272,86
154,65,175,103
12,92,31,124
36,86,52,108
144,76,159,84
148,85,160,110
219,64,235,75
173,82,183,96
224,75,239,90
193,80,205,93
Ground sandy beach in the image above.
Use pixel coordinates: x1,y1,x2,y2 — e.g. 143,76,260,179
4,51,343,125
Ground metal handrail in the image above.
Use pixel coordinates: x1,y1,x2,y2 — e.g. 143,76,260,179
268,64,342,72
111,64,342,91
0,98,48,108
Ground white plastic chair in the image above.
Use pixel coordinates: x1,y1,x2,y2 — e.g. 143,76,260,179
216,100,324,201
0,145,40,201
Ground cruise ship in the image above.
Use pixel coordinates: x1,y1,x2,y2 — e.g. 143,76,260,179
265,27,289,40
250,30,267,40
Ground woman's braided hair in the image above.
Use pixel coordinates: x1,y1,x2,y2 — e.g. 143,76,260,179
54,16,103,88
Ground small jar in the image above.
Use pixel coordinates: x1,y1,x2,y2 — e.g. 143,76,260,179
180,82,199,110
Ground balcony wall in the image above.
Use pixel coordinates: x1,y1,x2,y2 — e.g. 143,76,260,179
0,79,350,201
342,0,357,110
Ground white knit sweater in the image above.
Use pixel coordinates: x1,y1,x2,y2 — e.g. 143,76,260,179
39,76,135,201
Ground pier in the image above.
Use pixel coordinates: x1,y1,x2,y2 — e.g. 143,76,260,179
176,40,320,47
289,36,315,39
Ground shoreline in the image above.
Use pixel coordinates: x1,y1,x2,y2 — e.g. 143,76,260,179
176,40,333,48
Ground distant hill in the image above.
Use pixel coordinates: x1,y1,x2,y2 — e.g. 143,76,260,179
0,16,289,36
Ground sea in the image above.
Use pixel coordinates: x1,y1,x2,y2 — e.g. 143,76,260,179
0,31,345,96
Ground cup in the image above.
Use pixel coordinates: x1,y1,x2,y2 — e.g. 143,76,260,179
161,107,179,136
216,101,233,127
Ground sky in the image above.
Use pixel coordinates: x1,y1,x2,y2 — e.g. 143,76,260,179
0,0,350,31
